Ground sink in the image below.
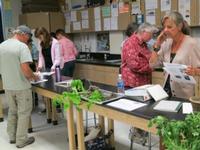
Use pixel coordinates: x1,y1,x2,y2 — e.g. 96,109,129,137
105,59,121,63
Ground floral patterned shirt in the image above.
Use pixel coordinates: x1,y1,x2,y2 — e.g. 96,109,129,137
121,34,152,87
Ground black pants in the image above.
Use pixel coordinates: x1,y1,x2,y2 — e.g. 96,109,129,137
61,60,76,77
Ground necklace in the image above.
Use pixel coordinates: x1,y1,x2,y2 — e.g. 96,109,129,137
171,34,185,53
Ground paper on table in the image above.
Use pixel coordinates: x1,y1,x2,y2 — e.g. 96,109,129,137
106,98,147,111
40,72,55,76
182,102,193,114
31,79,48,84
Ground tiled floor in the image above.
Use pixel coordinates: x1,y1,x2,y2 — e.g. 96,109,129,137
0,94,159,150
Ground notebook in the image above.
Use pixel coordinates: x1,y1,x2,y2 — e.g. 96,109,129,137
153,100,182,112
146,84,168,101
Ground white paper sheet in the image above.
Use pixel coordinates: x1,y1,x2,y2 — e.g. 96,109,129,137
111,3,118,17
95,19,101,31
70,11,77,22
178,0,191,25
94,7,101,19
31,79,48,84
131,1,141,14
40,72,55,76
182,102,193,114
161,0,171,11
73,22,81,30
146,9,156,25
81,10,88,20
145,0,157,9
163,62,196,84
103,18,111,30
110,17,118,30
106,98,147,111
82,20,89,29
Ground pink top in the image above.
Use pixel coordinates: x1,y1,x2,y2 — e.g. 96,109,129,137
59,37,78,63
121,34,152,87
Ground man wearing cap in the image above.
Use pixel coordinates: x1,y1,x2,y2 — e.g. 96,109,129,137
0,25,39,148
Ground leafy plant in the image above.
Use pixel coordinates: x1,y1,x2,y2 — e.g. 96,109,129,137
53,80,104,110
148,112,200,150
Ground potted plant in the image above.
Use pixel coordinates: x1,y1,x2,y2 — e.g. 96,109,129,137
148,112,200,150
53,79,104,110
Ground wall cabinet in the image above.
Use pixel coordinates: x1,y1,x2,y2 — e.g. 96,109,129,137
19,12,65,32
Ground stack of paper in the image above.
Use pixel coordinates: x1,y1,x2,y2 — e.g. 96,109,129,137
153,100,182,112
125,84,152,101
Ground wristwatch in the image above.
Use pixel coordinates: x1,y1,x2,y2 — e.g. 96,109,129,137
153,45,160,52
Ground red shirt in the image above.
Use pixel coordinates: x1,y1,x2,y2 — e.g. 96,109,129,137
121,34,152,87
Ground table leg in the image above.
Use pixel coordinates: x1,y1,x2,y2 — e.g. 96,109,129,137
108,118,114,147
51,99,58,125
98,115,105,134
76,109,85,150
45,97,52,123
0,97,4,122
160,137,165,150
67,103,76,150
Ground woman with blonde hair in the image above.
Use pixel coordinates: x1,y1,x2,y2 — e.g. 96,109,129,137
150,11,200,99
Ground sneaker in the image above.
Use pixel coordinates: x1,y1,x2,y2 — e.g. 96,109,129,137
16,136,35,148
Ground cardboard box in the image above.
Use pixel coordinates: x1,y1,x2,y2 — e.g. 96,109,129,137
178,0,197,26
118,2,131,30
19,12,65,32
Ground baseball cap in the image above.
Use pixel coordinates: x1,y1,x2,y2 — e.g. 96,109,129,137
13,25,32,36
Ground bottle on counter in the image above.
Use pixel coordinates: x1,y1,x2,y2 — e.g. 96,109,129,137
55,65,61,82
117,74,124,95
